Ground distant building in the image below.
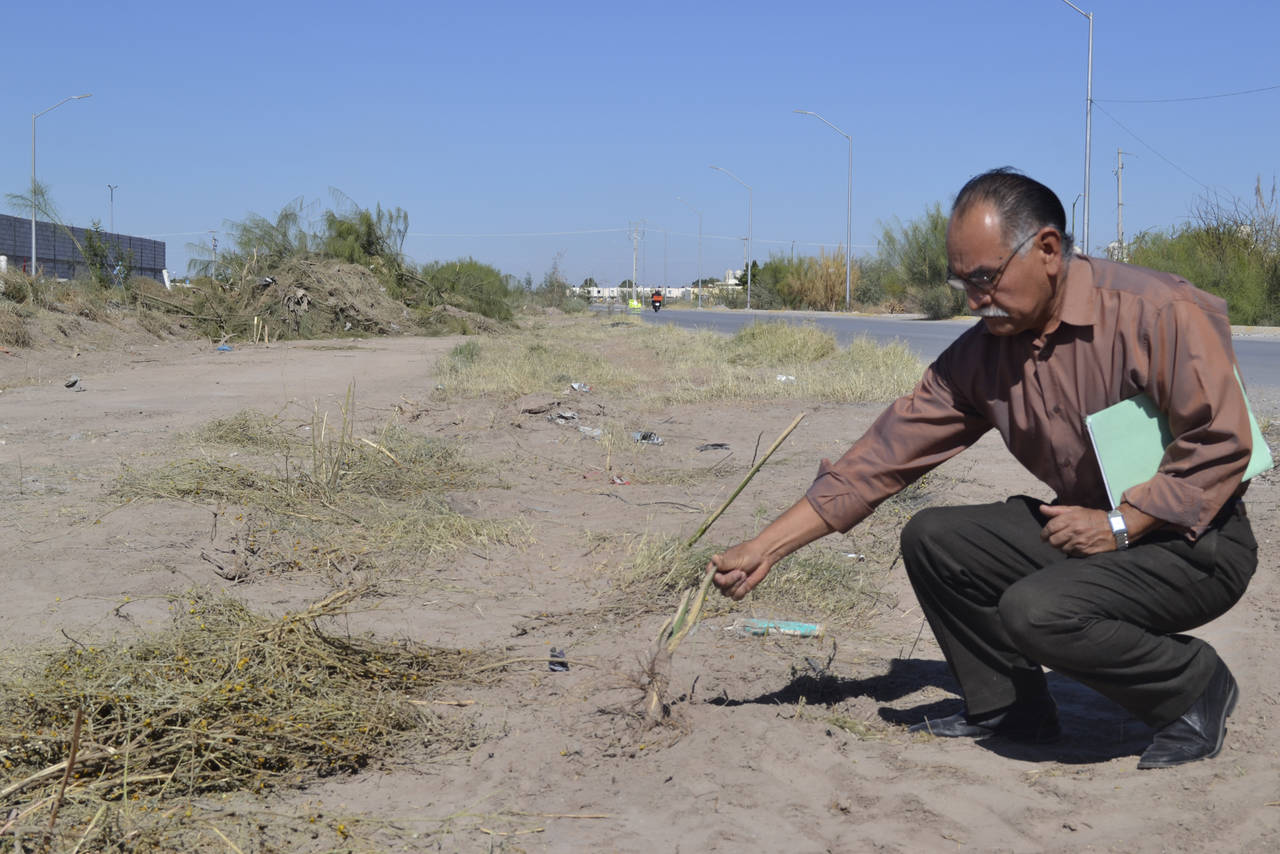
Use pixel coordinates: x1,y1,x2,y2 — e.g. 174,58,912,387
0,213,166,283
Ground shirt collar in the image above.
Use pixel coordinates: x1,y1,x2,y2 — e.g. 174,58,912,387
1055,254,1098,328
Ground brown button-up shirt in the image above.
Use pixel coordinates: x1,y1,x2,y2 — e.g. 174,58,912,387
806,256,1253,539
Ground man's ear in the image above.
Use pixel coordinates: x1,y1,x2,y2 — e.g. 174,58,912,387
1037,227,1064,275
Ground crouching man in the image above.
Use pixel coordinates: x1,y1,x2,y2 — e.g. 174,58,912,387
710,168,1258,769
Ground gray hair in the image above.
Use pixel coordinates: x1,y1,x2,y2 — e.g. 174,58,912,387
953,167,1075,258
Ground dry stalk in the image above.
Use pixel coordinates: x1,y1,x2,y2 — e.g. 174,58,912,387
44,707,83,837
643,412,806,724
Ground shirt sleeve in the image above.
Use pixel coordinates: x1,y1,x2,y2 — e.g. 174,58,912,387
1121,299,1252,536
805,359,990,532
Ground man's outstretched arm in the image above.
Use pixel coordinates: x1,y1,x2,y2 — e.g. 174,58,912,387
709,498,835,600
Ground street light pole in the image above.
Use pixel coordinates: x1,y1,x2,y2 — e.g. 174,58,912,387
794,109,853,311
709,165,752,309
31,94,92,276
676,196,703,308
107,184,118,233
1060,0,1093,253
1070,193,1083,241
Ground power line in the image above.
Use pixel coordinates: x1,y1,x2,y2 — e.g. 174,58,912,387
406,225,874,252
406,227,629,238
1091,102,1210,191
1097,82,1280,104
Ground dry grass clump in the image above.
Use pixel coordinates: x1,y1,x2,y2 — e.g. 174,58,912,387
0,302,33,349
112,456,508,565
421,303,509,336
725,321,837,366
433,315,922,407
182,398,486,498
0,588,499,851
133,304,181,339
438,326,638,401
621,535,892,631
749,549,894,627
117,401,513,571
31,279,111,321
812,337,925,401
187,408,292,451
1,270,35,304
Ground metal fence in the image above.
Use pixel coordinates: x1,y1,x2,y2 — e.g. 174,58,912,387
0,213,166,282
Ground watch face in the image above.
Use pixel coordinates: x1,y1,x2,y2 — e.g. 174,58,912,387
1108,511,1128,548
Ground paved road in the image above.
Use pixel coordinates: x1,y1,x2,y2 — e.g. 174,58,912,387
600,306,1280,415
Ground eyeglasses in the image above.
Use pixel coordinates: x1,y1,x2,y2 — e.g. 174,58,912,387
947,231,1036,294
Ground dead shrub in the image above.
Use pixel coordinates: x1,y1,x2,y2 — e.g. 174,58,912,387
0,304,32,348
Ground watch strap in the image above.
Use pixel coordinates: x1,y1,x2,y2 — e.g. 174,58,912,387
1107,509,1129,550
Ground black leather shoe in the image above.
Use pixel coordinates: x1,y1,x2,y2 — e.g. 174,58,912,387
909,697,1061,744
1137,659,1238,770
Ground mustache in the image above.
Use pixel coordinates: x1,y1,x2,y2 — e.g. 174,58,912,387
972,305,1010,318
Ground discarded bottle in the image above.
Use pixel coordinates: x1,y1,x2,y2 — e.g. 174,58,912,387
730,618,826,638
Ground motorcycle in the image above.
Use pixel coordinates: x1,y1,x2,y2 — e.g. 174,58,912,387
651,297,662,312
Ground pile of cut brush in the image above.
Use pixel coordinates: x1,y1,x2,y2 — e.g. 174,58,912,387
0,588,503,850
135,257,417,342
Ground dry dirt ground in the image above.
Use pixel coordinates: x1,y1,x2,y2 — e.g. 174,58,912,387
1,315,1278,852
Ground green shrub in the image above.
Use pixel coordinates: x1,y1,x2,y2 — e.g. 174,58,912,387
1129,226,1280,326
917,284,963,320
411,258,514,322
872,202,950,312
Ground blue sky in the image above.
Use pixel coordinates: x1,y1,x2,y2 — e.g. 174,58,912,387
5,0,1278,288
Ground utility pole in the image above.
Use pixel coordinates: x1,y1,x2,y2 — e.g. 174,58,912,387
1060,1,1094,253
709,165,753,309
793,109,853,310
629,221,642,303
676,196,702,308
1115,148,1133,251
663,228,668,292
106,183,117,231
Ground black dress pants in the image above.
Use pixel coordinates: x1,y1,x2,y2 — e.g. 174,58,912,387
900,496,1257,728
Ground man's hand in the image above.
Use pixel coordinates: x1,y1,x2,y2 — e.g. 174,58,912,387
709,541,774,601
708,498,837,600
1038,504,1116,556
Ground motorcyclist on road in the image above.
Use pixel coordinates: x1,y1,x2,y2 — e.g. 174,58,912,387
651,290,664,312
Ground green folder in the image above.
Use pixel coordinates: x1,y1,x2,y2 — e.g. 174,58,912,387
1084,369,1274,509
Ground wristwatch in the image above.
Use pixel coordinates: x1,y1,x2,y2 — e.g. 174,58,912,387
1107,509,1129,550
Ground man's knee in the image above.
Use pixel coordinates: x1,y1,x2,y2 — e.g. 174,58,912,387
998,579,1078,661
901,506,958,557
901,506,966,582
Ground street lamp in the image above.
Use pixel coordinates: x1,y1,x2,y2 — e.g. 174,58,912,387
1060,0,1093,253
709,165,753,310
107,184,118,233
1070,192,1083,242
31,93,92,276
795,109,853,311
676,196,703,308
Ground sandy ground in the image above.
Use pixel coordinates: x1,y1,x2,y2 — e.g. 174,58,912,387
2,316,1279,853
